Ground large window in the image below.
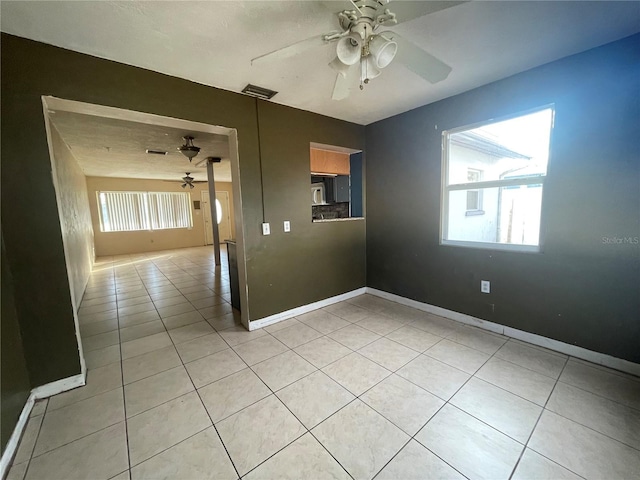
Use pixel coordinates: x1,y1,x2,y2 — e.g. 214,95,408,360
441,107,554,252
98,191,192,232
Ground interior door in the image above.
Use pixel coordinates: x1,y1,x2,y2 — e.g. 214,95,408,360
201,191,214,245
202,190,232,245
216,191,232,242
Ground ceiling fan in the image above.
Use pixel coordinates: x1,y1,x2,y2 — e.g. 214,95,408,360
251,0,461,100
161,173,207,188
181,173,195,189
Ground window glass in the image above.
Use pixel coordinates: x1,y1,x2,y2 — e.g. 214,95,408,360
148,192,192,230
441,107,553,251
98,191,192,232
98,192,149,232
215,199,222,224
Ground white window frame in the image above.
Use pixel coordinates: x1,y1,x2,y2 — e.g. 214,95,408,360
440,106,554,253
465,168,483,214
97,191,193,233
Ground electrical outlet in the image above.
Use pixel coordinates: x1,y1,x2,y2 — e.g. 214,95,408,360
481,280,491,294
262,223,270,235
283,220,291,232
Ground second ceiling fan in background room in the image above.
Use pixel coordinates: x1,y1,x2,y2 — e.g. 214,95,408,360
252,0,463,100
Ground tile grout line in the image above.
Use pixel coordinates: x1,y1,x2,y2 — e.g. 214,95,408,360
126,252,242,478
552,371,640,414
105,259,132,480
18,410,45,480
22,258,639,479
224,331,324,472
114,262,134,478
90,254,179,475
231,311,567,476
25,264,120,474
506,355,579,480
402,333,508,480
266,321,464,479
241,341,355,480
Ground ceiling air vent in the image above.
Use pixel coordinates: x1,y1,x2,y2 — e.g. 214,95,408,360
146,149,168,155
242,84,278,100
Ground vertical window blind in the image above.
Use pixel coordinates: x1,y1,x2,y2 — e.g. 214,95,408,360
148,192,192,230
97,191,192,232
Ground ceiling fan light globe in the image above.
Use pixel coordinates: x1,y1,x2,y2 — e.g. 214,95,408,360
178,136,200,160
178,145,200,160
336,34,362,66
369,33,397,69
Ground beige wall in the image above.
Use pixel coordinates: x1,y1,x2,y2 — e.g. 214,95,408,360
51,125,94,305
86,176,235,257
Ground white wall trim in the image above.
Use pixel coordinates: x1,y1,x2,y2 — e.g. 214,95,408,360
30,373,86,400
0,372,85,478
0,396,34,478
366,287,640,377
249,287,367,331
227,129,250,329
41,96,87,379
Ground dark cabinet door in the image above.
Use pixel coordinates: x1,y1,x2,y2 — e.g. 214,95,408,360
335,175,350,203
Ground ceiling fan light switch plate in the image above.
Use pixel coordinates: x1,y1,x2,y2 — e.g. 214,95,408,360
262,223,270,235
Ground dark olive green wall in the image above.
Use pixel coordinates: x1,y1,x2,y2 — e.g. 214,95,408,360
1,33,366,393
1,232,31,453
366,34,640,362
1,67,82,386
250,101,366,318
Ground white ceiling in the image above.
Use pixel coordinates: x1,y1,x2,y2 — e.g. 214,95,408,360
2,1,639,125
49,111,232,182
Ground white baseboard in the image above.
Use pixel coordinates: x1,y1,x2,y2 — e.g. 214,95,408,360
0,395,34,478
31,373,86,400
249,287,367,331
0,372,86,478
366,287,640,377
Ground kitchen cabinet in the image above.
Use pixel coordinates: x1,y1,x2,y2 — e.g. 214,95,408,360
334,175,350,203
310,148,350,175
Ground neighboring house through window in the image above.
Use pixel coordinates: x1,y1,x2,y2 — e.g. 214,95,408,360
466,168,483,213
441,106,554,252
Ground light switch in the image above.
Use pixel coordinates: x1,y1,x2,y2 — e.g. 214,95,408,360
262,223,270,235
284,221,291,232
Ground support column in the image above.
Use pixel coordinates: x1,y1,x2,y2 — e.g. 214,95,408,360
206,157,221,266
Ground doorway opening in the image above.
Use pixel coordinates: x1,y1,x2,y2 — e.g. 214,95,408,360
41,96,251,374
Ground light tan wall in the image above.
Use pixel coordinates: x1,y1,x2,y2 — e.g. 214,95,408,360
51,125,94,304
86,176,235,257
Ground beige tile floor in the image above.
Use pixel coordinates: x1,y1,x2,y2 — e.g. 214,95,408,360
7,246,640,480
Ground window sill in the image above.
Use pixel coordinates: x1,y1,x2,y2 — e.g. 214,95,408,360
441,239,541,253
312,217,365,223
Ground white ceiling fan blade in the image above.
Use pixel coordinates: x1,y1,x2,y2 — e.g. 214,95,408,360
385,31,452,84
332,65,358,100
329,57,352,77
386,0,467,25
251,33,338,66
